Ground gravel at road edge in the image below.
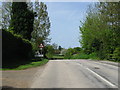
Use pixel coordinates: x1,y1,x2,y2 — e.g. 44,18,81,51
2,64,46,88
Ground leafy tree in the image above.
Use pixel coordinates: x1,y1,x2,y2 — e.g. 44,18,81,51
31,2,50,49
2,2,12,29
27,2,33,11
64,48,75,59
58,46,62,51
73,47,82,54
112,47,120,61
61,49,67,56
10,2,34,40
79,2,120,60
45,45,54,59
52,43,58,50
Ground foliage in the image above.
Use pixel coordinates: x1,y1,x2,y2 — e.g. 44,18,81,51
2,2,12,29
2,59,48,70
60,49,67,56
31,2,50,51
46,53,53,59
2,29,33,67
52,55,64,59
10,2,34,40
73,47,82,54
79,2,120,61
71,53,89,59
2,2,51,69
88,53,100,60
45,45,54,59
64,48,75,59
112,47,120,61
64,47,100,60
66,52,99,60
58,46,62,51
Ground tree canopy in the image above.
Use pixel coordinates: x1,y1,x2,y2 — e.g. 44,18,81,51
31,2,50,50
10,2,34,40
80,2,120,61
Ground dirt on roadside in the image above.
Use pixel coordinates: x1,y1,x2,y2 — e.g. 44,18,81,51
2,64,46,88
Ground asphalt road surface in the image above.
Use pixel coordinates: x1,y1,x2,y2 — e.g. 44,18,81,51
31,59,118,88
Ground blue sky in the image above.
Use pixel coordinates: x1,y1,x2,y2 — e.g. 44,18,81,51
0,2,94,49
45,2,94,49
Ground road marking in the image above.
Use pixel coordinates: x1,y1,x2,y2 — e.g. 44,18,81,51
86,68,116,88
92,61,118,68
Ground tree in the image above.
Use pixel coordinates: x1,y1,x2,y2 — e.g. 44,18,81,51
73,47,82,54
45,45,54,59
79,2,120,60
52,43,58,50
27,2,33,11
2,2,12,29
58,46,62,51
10,2,34,40
64,48,75,59
31,2,50,49
60,49,67,56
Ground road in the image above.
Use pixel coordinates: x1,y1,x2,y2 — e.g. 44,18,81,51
31,59,118,88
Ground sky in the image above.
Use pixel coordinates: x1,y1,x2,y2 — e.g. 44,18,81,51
0,1,95,49
45,2,94,49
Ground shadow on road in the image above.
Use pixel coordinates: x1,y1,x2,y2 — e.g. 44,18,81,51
1,86,14,90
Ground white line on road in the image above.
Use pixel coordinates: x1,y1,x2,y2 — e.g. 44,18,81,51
86,68,117,88
93,61,118,68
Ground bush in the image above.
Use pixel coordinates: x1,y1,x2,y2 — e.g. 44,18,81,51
112,47,120,61
64,48,74,59
2,29,33,66
45,45,54,59
46,53,53,59
71,52,99,60
64,51,72,59
88,52,99,59
71,53,89,59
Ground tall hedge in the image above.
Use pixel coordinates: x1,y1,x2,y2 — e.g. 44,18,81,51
2,29,33,65
10,2,34,40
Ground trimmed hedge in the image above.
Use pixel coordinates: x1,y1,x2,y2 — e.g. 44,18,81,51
2,29,33,65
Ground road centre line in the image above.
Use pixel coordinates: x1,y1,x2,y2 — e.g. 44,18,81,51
86,68,117,88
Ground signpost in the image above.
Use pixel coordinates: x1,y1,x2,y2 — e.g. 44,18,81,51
35,43,44,58
39,43,44,48
38,43,44,57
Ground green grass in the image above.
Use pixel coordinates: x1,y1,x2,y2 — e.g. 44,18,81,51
71,53,100,60
1,59,49,70
70,53,120,62
71,53,89,59
102,59,120,63
52,55,64,59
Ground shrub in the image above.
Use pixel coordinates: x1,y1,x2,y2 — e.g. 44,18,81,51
71,53,89,59
64,48,74,59
46,53,53,59
2,29,33,66
112,47,120,61
64,51,72,59
71,52,99,60
45,45,54,59
88,52,99,59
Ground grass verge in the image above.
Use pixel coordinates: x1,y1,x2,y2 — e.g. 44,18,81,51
71,53,99,60
52,55,64,59
69,53,120,63
1,59,49,70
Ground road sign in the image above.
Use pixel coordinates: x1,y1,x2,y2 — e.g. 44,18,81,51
35,54,44,57
39,43,44,48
